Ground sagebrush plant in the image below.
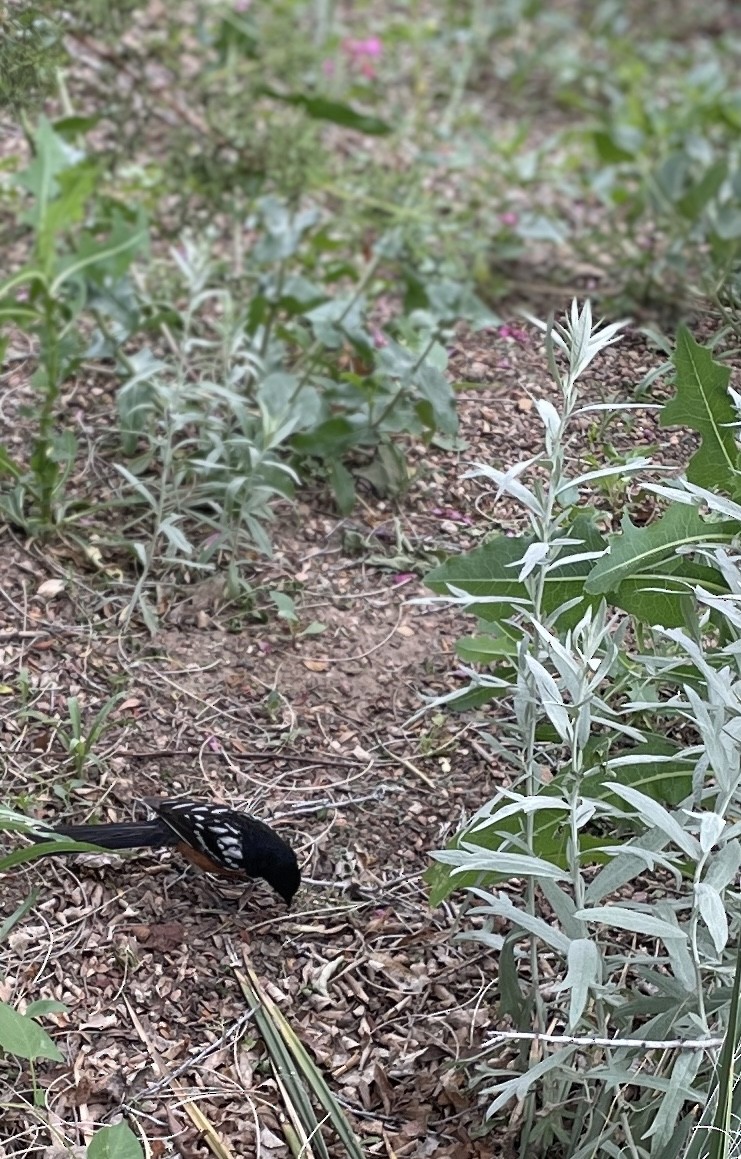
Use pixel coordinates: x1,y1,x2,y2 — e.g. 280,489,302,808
112,197,477,589
419,302,741,1159
0,111,491,638
112,231,301,630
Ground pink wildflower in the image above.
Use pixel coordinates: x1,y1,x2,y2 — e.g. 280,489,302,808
498,325,529,344
342,36,383,78
431,507,473,525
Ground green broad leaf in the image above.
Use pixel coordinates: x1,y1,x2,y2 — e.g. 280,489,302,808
0,1000,64,1062
269,590,297,621
256,372,302,418
426,741,693,906
426,794,598,906
602,737,693,806
425,530,533,622
213,11,259,61
585,505,741,597
591,746,693,808
292,418,358,460
455,633,518,663
16,116,84,240
52,212,149,295
87,1122,144,1159
52,115,100,138
656,152,691,203
24,1000,68,1018
676,161,727,221
298,621,326,637
610,554,729,627
354,442,409,498
329,459,356,514
439,682,512,714
713,204,741,241
425,514,605,629
413,364,458,434
592,126,642,164
42,161,100,251
661,326,739,493
259,88,392,135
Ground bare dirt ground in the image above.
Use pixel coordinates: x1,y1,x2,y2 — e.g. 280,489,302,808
0,309,701,1159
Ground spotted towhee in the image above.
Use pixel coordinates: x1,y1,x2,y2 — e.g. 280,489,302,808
29,797,300,906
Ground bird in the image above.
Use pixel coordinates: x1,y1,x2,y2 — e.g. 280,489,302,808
28,797,301,906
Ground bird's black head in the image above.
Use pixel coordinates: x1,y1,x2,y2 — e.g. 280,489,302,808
242,824,301,907
265,847,301,907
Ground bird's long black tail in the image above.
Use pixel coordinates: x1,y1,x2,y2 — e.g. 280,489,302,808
29,819,178,851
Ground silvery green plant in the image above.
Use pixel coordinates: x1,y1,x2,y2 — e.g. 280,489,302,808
417,302,741,1159
114,235,300,629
